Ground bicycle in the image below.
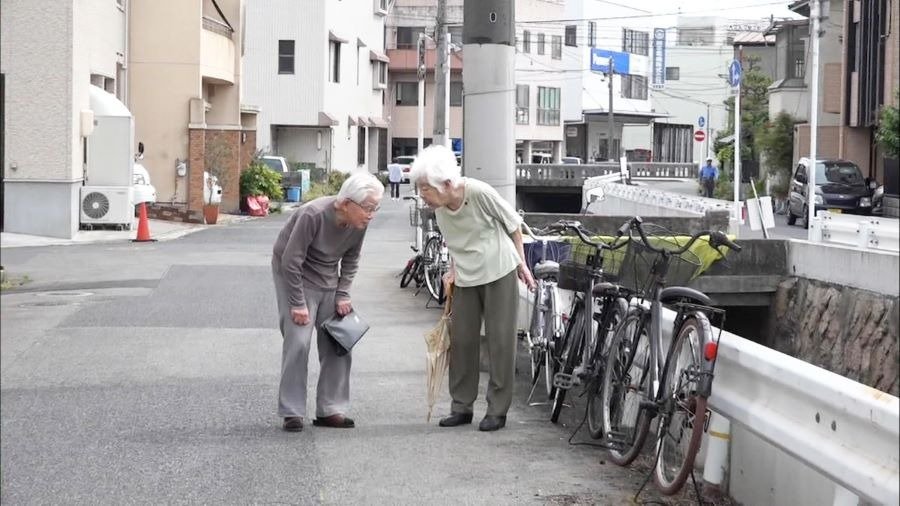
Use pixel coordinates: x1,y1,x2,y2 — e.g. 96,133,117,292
399,195,449,305
520,222,568,403
546,220,631,425
599,216,741,495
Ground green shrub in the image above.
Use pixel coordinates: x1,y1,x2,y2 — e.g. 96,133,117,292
302,170,349,202
240,162,284,201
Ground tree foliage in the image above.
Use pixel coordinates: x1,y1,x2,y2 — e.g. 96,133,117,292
756,111,796,197
876,91,900,159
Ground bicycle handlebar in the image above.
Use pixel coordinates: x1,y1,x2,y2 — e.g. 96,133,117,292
618,216,742,255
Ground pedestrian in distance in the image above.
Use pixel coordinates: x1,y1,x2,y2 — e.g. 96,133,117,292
699,157,719,198
410,145,536,432
387,158,403,201
271,173,384,432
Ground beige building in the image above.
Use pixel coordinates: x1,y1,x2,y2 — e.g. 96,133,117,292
129,0,255,215
1,0,129,238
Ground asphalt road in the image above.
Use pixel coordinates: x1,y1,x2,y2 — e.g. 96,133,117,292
1,189,695,505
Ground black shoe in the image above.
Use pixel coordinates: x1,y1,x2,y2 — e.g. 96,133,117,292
438,412,473,427
283,417,304,432
312,414,355,428
478,415,507,432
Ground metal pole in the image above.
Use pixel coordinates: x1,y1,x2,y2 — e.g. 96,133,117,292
444,33,451,148
807,0,821,239
608,58,615,162
734,47,742,225
417,33,425,156
705,103,710,159
433,0,449,147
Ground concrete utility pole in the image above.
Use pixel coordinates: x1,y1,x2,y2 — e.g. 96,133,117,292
807,0,822,239
734,46,743,224
432,0,450,148
607,58,615,162
463,0,516,205
417,32,426,156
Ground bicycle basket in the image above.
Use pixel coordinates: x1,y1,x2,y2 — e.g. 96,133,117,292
408,204,420,228
616,239,702,296
557,243,606,293
419,207,437,230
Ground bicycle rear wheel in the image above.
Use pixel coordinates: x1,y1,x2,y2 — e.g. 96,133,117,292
601,310,652,466
423,236,447,303
551,304,585,423
586,296,629,439
528,283,556,397
400,256,419,288
653,313,711,495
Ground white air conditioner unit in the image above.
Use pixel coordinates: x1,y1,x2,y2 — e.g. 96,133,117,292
80,186,134,229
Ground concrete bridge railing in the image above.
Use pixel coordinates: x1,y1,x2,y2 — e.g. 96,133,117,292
516,162,697,187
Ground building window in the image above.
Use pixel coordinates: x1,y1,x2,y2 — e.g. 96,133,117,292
329,41,341,83
565,25,577,47
665,67,680,80
622,28,649,56
788,26,806,80
622,75,648,100
516,84,530,124
397,26,425,49
357,127,366,165
589,22,596,47
551,35,562,59
522,30,531,53
278,40,295,74
395,82,422,106
537,33,545,55
450,82,463,107
448,25,463,44
537,86,560,125
373,61,387,88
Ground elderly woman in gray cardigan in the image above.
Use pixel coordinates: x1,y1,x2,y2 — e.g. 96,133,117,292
410,145,536,432
271,173,384,432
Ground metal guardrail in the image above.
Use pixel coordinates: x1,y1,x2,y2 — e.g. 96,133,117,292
810,211,900,253
516,162,697,186
709,324,900,505
599,182,738,218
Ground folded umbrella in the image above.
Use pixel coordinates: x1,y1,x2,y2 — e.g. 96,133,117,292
424,283,454,422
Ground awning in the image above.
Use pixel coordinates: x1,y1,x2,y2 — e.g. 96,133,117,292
369,50,390,63
348,116,358,126
369,117,390,128
357,38,367,47
318,111,338,126
328,30,348,44
358,116,371,127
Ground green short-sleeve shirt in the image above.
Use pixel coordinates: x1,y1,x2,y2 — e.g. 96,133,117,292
435,178,522,287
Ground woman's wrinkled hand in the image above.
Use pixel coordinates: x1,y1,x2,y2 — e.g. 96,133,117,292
518,263,536,291
335,298,353,316
291,307,310,326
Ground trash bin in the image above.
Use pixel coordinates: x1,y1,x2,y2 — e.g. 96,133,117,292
286,186,301,202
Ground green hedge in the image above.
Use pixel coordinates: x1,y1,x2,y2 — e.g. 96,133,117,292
240,162,284,201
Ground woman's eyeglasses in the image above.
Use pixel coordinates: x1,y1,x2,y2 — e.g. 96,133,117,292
350,200,380,214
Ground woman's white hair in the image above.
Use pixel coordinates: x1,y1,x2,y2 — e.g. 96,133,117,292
409,145,461,193
337,172,385,203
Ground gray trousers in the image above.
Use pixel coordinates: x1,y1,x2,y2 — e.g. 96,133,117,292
449,269,520,417
272,264,351,419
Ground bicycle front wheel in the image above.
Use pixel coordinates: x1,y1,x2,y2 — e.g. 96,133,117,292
586,296,630,439
400,256,419,288
422,236,447,303
551,304,585,423
601,310,652,466
653,313,711,495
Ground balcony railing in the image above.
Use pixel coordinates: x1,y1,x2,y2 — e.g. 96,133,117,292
202,16,233,38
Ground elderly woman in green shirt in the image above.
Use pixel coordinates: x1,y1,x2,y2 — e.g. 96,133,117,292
410,145,536,432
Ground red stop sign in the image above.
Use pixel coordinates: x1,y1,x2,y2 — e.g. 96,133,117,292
694,130,706,142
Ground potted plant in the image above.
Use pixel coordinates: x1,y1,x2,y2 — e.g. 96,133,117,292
240,160,284,216
203,135,235,225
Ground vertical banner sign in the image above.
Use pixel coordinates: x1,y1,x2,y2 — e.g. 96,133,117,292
651,28,666,89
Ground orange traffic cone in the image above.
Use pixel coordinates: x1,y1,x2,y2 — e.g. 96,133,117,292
132,202,156,242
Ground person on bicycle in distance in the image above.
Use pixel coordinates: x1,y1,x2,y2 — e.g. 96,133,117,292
271,173,384,433
410,145,536,432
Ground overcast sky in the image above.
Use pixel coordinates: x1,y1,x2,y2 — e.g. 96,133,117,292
592,0,803,25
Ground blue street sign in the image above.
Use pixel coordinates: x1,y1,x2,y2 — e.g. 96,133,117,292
728,59,743,87
698,116,706,128
590,48,630,74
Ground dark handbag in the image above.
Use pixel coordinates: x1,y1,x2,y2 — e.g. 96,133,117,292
321,310,370,357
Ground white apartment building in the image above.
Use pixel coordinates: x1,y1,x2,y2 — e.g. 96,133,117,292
243,0,389,174
2,0,129,238
560,0,657,163
385,0,567,163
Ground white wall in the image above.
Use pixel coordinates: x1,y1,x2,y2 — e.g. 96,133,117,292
514,0,566,143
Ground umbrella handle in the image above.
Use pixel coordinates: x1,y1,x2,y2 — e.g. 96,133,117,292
443,282,454,317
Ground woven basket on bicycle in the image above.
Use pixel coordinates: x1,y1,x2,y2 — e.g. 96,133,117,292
615,234,703,298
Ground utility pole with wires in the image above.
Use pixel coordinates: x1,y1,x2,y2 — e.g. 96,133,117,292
432,0,450,148
807,0,823,239
417,32,426,156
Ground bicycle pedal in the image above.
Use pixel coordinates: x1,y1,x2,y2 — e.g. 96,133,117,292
553,372,575,390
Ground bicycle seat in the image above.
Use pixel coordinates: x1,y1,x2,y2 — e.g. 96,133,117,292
533,260,560,279
592,281,623,296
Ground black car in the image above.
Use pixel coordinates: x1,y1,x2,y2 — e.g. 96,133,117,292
787,158,877,227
